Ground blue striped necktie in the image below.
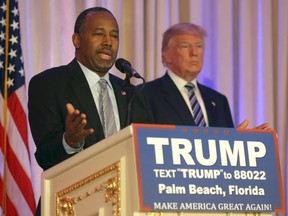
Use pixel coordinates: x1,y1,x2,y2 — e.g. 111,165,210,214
185,83,206,126
99,79,117,137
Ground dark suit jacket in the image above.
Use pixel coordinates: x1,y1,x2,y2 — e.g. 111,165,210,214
141,73,234,128
28,59,153,171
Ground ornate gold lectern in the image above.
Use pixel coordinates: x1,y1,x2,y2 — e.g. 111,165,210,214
41,125,275,216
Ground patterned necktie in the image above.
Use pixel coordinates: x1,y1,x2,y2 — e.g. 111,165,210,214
99,79,117,137
185,83,206,126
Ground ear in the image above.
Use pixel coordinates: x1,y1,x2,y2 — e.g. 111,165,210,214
72,33,80,48
162,50,172,64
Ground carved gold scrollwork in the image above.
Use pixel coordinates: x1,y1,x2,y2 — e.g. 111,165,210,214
59,197,75,216
56,162,120,216
149,212,164,216
58,177,117,215
105,177,117,204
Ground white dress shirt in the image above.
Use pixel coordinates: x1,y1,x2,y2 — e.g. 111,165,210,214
167,70,209,126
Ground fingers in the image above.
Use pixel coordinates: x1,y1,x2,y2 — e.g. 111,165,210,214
236,119,249,129
66,103,76,115
236,119,271,130
66,103,81,123
255,123,271,130
65,103,94,147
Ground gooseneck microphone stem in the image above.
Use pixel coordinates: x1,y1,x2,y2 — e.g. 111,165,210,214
115,58,146,126
123,74,132,126
125,76,146,126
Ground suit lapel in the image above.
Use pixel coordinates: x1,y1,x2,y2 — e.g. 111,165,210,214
67,60,105,138
160,73,195,125
109,74,128,129
198,83,218,126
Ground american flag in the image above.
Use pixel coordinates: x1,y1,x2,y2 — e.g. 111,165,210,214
0,0,36,215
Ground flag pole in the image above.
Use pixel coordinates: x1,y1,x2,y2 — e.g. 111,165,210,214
2,0,10,214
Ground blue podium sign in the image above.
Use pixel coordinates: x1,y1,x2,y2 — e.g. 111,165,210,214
132,124,285,212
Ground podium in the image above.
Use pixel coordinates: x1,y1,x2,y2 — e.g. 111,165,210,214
41,124,281,216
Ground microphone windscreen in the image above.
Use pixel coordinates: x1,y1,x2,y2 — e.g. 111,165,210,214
115,58,131,72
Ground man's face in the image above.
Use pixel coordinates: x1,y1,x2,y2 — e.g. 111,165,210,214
163,34,204,81
73,11,119,75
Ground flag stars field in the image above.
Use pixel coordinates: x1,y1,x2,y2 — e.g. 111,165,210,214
0,0,36,215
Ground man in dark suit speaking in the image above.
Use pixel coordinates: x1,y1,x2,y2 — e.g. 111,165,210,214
28,7,152,171
29,7,153,215
141,23,268,129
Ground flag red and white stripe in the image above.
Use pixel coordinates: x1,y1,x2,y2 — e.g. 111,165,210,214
0,0,36,215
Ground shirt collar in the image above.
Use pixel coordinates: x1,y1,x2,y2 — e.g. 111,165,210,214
167,69,198,89
77,61,112,88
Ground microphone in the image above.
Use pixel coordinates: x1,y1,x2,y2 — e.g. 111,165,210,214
115,58,145,126
115,58,142,78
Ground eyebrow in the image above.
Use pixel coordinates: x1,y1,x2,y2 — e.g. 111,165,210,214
93,27,119,32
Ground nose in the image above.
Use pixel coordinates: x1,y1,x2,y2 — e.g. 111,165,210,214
190,45,198,56
102,34,112,46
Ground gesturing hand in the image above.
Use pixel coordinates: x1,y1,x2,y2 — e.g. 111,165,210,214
64,103,94,148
